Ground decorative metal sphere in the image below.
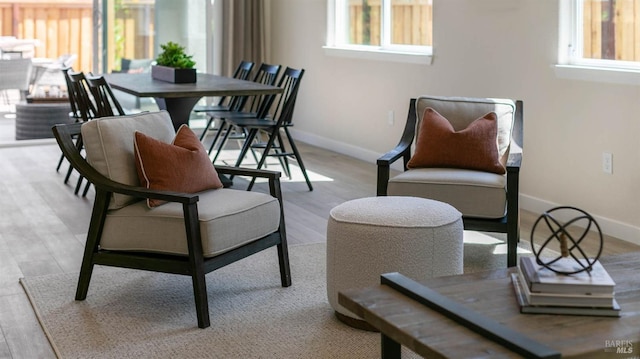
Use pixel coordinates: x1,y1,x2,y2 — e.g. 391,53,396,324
529,206,603,275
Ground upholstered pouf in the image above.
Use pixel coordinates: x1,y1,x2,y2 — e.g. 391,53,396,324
326,196,463,330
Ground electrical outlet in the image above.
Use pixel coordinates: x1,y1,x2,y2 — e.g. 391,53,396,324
387,110,394,126
602,152,613,174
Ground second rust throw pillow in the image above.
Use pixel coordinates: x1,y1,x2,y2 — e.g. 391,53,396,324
407,108,505,174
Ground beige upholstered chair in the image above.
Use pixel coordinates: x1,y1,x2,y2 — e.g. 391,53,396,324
52,111,291,328
377,96,523,267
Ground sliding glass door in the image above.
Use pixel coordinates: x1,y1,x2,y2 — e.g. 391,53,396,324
100,0,213,74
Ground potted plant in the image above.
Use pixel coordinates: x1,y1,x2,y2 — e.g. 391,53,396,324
151,41,197,83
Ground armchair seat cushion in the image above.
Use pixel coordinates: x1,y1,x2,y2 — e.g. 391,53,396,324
388,168,506,219
100,188,281,257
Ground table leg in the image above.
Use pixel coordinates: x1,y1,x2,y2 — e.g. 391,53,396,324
381,334,401,359
155,96,201,131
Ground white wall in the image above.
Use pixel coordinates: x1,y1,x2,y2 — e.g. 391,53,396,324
270,0,640,245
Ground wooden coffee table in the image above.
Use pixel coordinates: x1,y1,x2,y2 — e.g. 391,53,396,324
339,252,640,358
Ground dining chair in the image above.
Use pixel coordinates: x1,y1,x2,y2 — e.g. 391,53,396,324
56,66,81,173
205,63,282,159
85,75,126,117
63,71,99,196
194,60,254,124
214,67,312,191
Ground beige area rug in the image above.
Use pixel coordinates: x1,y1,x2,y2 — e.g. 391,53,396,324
20,234,531,359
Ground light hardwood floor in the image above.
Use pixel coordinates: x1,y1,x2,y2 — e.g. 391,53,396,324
0,136,638,358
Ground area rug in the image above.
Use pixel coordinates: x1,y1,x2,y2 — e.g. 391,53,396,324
20,237,527,359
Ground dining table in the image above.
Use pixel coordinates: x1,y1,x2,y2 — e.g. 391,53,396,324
103,72,283,130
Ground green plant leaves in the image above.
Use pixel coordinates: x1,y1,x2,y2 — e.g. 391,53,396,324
155,41,196,69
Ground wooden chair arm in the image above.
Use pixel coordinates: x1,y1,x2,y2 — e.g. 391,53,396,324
215,165,281,180
377,98,418,195
506,152,522,171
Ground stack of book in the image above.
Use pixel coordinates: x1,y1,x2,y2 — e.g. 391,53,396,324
511,256,620,317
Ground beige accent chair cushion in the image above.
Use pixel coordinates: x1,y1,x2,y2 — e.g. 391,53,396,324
82,111,176,209
388,96,516,219
101,188,281,257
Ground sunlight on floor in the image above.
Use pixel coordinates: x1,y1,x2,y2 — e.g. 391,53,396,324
213,148,334,183
464,230,532,255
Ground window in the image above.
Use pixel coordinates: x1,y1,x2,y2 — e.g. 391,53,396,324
325,0,433,64
557,0,640,84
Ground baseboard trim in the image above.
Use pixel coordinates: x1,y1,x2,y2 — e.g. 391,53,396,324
289,128,404,172
290,128,640,247
520,194,640,247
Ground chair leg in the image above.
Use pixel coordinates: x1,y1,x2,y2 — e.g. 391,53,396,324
206,120,225,155
506,211,520,267
211,122,234,163
274,132,291,179
82,180,91,197
74,176,84,195
247,129,278,191
56,153,65,172
276,229,292,287
284,127,313,191
199,116,215,141
63,163,74,184
191,271,210,329
183,203,210,328
233,129,259,169
76,190,110,300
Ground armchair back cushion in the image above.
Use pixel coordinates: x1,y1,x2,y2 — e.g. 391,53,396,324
415,96,515,165
81,111,175,209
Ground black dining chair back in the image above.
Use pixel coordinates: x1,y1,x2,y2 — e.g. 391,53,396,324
194,60,255,117
67,71,97,122
85,75,126,117
236,63,281,114
57,66,80,173
64,71,99,196
201,63,282,155
215,67,312,191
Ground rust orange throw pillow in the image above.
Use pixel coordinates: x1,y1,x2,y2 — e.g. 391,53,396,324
134,125,223,207
407,108,505,174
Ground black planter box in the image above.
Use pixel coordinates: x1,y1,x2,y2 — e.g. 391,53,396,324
151,65,197,83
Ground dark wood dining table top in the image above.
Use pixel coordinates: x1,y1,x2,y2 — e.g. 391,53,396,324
102,72,282,98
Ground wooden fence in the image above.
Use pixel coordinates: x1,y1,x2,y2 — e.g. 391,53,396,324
0,1,94,71
583,0,640,61
348,0,433,46
0,0,153,73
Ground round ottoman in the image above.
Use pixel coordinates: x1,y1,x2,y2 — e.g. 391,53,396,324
326,196,463,330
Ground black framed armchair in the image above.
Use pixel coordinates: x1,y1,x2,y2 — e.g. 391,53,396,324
52,111,291,328
377,96,523,267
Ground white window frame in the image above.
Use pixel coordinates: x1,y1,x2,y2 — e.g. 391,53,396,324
323,0,433,65
555,0,640,86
